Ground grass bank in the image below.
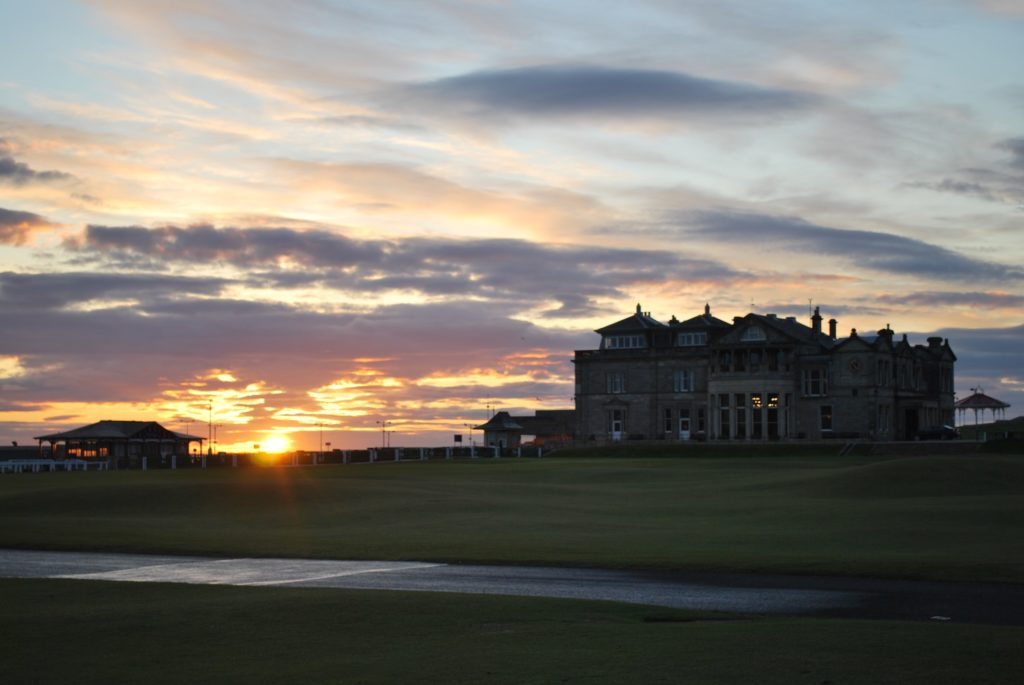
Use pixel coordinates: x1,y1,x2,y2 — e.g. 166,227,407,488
1,453,1022,582
2,578,1020,685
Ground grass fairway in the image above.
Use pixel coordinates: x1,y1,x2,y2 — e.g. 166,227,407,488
2,578,1021,685
1,452,1022,582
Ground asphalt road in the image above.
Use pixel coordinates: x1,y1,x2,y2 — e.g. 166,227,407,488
2,549,1022,626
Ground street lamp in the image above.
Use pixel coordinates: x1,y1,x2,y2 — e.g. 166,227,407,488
376,419,390,449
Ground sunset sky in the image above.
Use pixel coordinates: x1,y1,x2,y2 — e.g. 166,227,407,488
2,0,1022,450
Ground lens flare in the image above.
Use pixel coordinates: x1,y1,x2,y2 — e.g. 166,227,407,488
263,435,291,454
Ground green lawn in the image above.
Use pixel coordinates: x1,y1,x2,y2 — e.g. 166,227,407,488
3,451,1022,683
1,451,1022,582
2,578,1021,685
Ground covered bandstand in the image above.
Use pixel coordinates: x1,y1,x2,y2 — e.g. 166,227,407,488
955,389,1011,426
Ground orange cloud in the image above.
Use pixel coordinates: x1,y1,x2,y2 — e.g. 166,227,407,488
0,208,55,245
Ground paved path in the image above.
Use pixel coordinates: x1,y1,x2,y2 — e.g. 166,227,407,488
3,549,1022,626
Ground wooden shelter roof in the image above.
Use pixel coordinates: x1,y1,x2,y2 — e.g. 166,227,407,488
955,392,1010,410
34,420,202,442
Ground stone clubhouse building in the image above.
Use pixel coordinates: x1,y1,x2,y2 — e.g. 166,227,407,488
573,304,956,443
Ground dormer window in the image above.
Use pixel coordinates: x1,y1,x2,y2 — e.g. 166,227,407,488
741,326,766,342
605,334,645,349
677,331,707,347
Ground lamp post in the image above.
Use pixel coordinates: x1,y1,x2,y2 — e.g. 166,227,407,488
376,419,390,450
318,422,323,465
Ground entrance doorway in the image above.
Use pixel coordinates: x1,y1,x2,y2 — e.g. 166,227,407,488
904,408,919,440
610,409,624,441
679,417,691,441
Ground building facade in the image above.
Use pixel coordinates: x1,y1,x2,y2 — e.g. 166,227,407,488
34,420,204,467
573,304,956,442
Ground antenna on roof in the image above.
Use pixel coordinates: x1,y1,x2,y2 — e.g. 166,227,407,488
808,299,813,318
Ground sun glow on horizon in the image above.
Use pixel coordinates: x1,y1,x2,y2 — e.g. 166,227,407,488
262,434,291,454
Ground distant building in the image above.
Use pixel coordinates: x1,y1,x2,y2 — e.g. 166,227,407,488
573,304,956,442
34,420,204,468
475,410,575,448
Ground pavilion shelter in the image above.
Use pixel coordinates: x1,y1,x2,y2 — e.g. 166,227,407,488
955,391,1011,426
474,411,525,449
34,420,204,469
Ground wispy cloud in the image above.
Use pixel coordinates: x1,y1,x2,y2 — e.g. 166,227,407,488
685,210,1023,282
394,64,820,128
0,271,234,310
68,223,744,315
904,136,1024,207
878,291,1024,309
0,155,74,186
75,224,384,269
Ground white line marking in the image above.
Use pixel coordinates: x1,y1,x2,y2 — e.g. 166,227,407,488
55,559,443,586
239,563,442,586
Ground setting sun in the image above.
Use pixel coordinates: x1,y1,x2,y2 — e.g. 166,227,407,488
262,435,291,454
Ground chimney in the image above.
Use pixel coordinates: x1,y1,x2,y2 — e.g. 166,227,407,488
828,318,837,339
927,336,942,348
704,303,711,316
811,306,822,336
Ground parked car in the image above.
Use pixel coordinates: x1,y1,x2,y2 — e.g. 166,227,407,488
916,425,959,440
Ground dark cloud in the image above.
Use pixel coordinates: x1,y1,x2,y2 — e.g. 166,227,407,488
904,178,1001,203
0,401,45,412
903,136,1024,206
935,323,1024,376
0,155,73,186
878,291,1024,309
0,207,52,245
756,302,886,319
0,295,587,404
0,272,235,311
997,137,1024,171
78,224,385,268
685,210,1023,282
396,64,819,126
71,223,743,317
927,323,1024,415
